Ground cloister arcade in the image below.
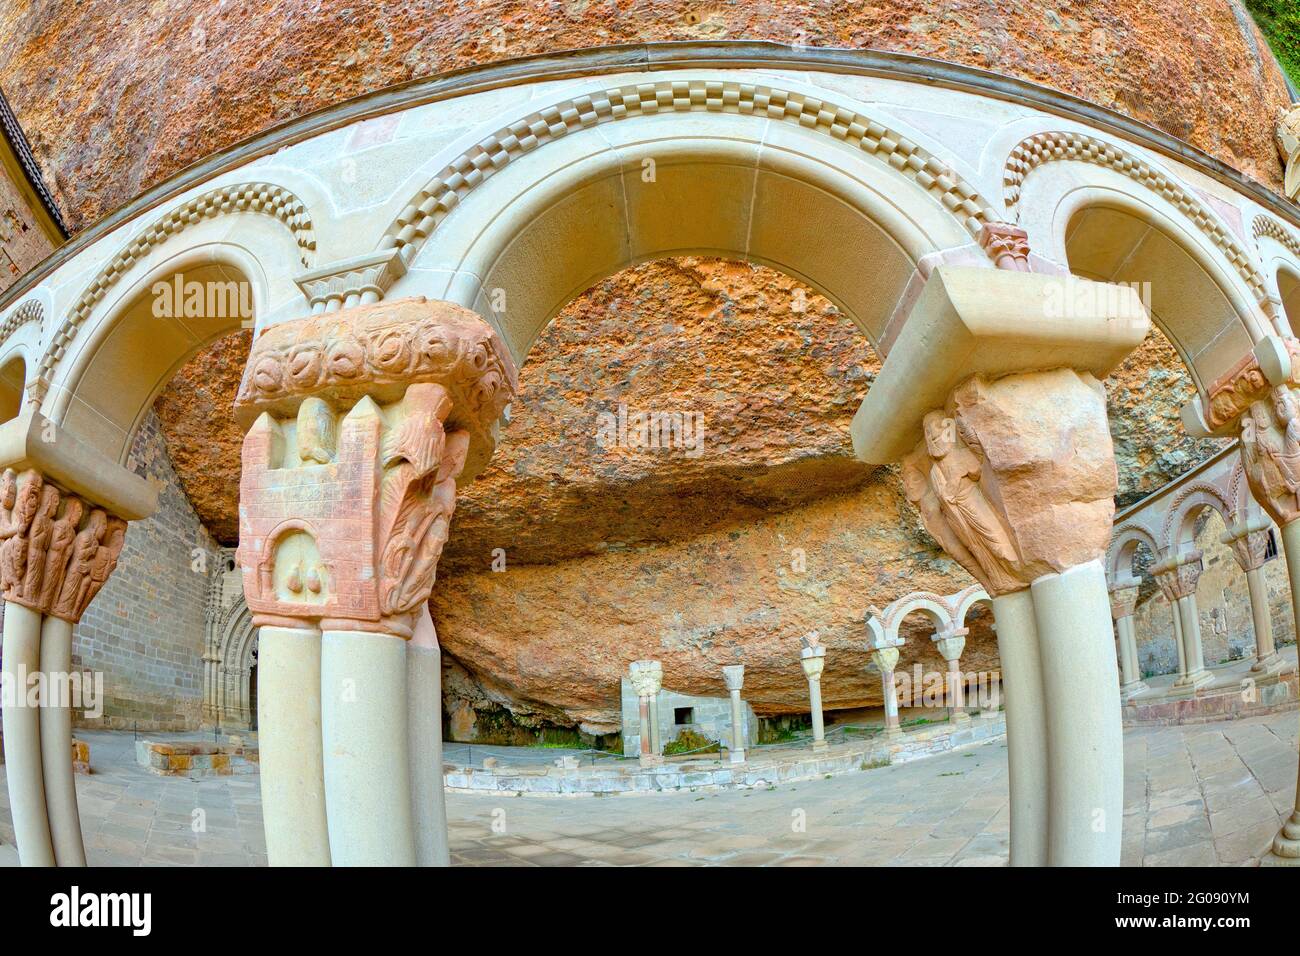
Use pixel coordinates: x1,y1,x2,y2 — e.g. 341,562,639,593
2,43,1300,867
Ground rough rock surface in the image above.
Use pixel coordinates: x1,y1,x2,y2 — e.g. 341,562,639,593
155,258,1208,731
0,0,1289,232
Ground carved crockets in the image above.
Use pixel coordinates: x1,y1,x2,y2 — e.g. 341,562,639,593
1153,551,1203,602
0,468,127,621
1240,386,1300,526
901,369,1119,596
235,297,518,639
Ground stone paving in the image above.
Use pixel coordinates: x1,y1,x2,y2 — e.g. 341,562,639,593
1,711,1296,866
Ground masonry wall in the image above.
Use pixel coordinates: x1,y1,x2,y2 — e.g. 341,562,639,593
1131,512,1296,679
72,411,222,731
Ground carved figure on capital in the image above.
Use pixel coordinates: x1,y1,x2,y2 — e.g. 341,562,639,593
1240,386,1300,525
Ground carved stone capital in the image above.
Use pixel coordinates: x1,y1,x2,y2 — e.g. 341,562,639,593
1221,522,1272,572
0,467,128,621
1153,551,1202,602
1207,342,1300,431
628,659,663,697
1278,104,1300,202
1240,386,1300,527
977,222,1030,272
932,626,968,663
870,645,900,674
799,650,825,681
234,298,518,638
1108,580,1140,620
901,368,1117,596
295,249,408,314
722,664,745,692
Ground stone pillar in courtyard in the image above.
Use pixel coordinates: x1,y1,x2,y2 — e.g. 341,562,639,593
931,625,969,723
722,664,746,764
868,642,902,737
233,296,517,867
798,633,827,751
1220,518,1287,677
1151,550,1213,693
851,262,1152,866
629,659,663,767
1107,577,1148,699
0,410,156,868
1232,378,1300,865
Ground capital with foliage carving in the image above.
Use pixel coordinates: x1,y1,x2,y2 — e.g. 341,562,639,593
1221,517,1273,573
629,660,663,698
1108,578,1140,620
234,297,517,638
1152,551,1202,602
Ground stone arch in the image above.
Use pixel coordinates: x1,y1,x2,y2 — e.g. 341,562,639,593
1107,524,1162,581
952,584,992,628
879,591,955,645
1162,482,1235,553
32,183,316,463
206,593,258,730
378,80,994,364
1005,132,1270,400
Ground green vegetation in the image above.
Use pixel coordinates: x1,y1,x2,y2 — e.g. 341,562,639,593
663,728,721,756
861,756,891,770
1249,1,1300,91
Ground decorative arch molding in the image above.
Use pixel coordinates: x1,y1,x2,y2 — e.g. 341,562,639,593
1253,214,1300,261
1161,481,1235,549
377,78,998,265
0,300,42,349
204,591,258,729
35,182,317,392
1106,523,1162,579
867,584,990,647
1004,131,1269,311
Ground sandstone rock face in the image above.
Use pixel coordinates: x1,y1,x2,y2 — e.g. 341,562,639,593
155,258,1209,734
0,0,1289,231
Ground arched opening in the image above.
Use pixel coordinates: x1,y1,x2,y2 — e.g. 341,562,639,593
57,260,256,465
1066,204,1253,397
1280,266,1300,337
0,354,25,422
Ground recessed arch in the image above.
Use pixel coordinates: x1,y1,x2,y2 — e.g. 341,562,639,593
0,354,25,423
382,90,991,365
1107,524,1162,581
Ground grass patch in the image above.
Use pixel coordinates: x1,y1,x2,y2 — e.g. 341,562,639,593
1248,1,1300,91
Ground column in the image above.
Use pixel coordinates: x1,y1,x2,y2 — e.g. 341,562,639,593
1108,577,1147,699
799,635,826,750
0,456,143,867
851,265,1151,865
1153,551,1212,692
868,643,902,737
932,625,969,723
722,664,746,764
1154,571,1188,682
1221,520,1286,676
629,660,663,768
233,297,518,866
1237,385,1300,864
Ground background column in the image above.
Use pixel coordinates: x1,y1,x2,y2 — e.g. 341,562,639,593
722,664,746,764
1221,520,1286,676
799,636,827,750
1108,578,1147,699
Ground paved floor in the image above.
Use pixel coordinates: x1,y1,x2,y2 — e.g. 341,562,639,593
1,711,1296,866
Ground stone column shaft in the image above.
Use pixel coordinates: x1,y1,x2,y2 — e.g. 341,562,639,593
722,665,746,764
800,645,827,751
1244,566,1281,672
990,590,1047,867
1264,519,1300,864
1032,560,1124,866
38,615,85,867
257,625,330,866
1,601,53,866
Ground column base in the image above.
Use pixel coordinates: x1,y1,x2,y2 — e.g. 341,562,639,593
727,749,746,765
1120,680,1149,701
1171,669,1214,694
811,739,828,752
1250,652,1291,678
1260,814,1300,865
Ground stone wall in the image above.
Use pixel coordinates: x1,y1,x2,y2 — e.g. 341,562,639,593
72,411,222,731
1130,512,1296,679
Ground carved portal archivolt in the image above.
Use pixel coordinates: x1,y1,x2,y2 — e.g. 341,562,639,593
202,547,258,729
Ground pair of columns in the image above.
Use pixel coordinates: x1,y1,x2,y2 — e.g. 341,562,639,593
852,262,1153,866
233,297,518,866
629,659,663,767
1220,518,1287,676
0,409,156,866
1150,551,1214,692
1108,579,1148,699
